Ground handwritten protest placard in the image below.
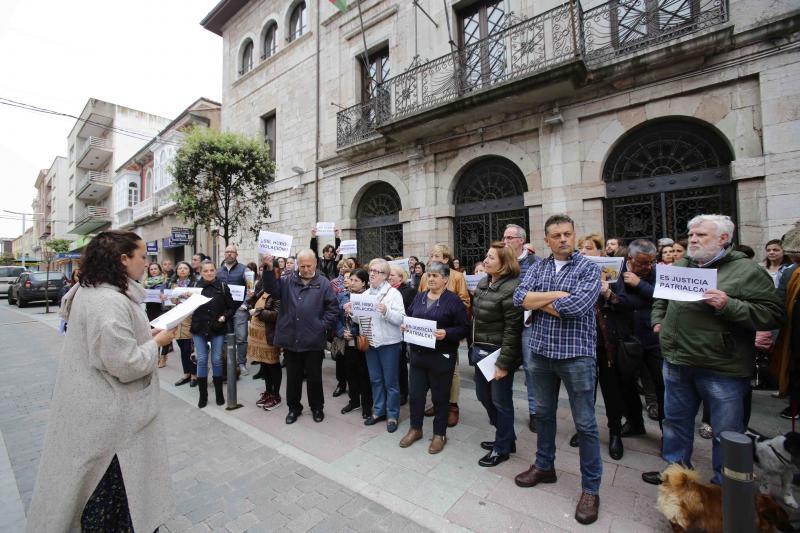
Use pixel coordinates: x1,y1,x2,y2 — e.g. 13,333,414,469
465,273,488,291
316,222,335,236
228,284,246,302
350,292,379,318
403,316,437,349
339,240,358,255
584,256,625,283
164,287,202,307
389,258,410,276
257,230,293,257
653,264,717,302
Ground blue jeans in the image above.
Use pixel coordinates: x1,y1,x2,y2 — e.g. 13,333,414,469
521,327,536,414
474,367,516,454
662,361,750,484
193,334,225,378
531,354,602,495
230,307,249,366
366,343,401,420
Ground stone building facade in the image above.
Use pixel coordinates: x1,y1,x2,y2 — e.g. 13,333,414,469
203,0,800,269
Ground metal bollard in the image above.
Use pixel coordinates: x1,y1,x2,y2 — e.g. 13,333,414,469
225,333,242,411
721,431,756,533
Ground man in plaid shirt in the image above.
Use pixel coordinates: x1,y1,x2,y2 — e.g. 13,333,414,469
512,214,602,525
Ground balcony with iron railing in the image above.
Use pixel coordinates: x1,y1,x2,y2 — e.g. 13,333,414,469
76,171,112,201
336,0,729,148
69,205,111,235
77,136,113,170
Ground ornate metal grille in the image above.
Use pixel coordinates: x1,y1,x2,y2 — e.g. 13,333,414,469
356,183,403,264
454,158,529,272
603,121,735,242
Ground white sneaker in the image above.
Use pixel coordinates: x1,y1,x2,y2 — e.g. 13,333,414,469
239,364,249,376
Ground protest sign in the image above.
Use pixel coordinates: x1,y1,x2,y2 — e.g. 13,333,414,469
584,256,625,283
403,316,437,349
257,230,293,257
653,264,717,302
144,289,163,303
244,271,255,291
164,287,202,307
150,294,211,330
389,258,410,276
316,222,335,236
465,273,488,291
339,240,357,255
477,348,501,381
228,284,246,302
350,292,379,318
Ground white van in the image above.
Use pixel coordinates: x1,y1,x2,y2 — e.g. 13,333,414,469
0,266,26,297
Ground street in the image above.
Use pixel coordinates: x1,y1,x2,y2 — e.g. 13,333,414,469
0,300,794,532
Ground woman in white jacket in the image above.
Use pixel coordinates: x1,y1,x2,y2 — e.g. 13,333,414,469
355,258,406,432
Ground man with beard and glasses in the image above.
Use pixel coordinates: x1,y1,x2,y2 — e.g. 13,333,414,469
642,214,784,486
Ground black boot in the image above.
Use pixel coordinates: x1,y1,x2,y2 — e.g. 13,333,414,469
252,363,266,380
609,430,623,460
197,377,208,408
212,376,225,406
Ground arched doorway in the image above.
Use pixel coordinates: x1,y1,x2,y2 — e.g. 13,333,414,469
454,157,529,271
603,119,735,242
356,182,403,263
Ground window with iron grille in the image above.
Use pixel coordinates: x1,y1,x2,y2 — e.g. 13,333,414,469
458,0,507,89
360,48,390,103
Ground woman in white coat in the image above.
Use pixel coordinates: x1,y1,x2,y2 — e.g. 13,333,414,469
26,230,176,533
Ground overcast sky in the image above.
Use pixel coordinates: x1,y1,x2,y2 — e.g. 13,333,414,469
0,0,222,240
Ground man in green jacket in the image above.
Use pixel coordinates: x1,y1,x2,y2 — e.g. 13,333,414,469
642,214,784,486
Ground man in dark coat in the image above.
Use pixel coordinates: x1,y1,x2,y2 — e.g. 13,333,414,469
262,249,340,424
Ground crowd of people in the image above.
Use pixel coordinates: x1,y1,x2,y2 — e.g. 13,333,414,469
26,214,800,530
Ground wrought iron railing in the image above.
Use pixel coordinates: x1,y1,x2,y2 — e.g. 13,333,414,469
77,171,111,193
335,0,728,148
581,0,727,64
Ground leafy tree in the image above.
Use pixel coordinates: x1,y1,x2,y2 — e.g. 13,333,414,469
45,239,71,253
0,255,15,266
170,127,275,246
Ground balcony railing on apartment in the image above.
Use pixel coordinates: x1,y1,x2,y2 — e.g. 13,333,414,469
336,0,728,148
70,205,111,235
76,171,112,200
77,136,113,169
116,206,135,228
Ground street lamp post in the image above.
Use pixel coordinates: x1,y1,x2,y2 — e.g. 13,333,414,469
41,242,54,314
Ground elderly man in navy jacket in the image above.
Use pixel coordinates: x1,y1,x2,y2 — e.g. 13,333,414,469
262,249,340,424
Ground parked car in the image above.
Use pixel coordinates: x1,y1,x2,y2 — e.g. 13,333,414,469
0,266,26,298
8,271,65,307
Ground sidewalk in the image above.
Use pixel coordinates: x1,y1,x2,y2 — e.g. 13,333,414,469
4,301,795,532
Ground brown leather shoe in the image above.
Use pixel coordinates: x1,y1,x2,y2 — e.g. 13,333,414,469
447,404,459,427
574,492,599,525
424,404,434,417
514,465,557,487
428,435,446,454
158,355,166,368
399,428,423,448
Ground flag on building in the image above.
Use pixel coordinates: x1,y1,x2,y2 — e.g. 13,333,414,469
329,0,347,13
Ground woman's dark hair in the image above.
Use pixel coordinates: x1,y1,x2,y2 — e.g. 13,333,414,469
415,262,426,273
147,262,163,277
79,231,143,293
763,239,790,267
349,268,369,286
322,244,336,254
70,269,80,284
174,261,193,278
247,262,259,280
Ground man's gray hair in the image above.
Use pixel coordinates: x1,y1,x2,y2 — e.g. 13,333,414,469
627,239,657,258
427,262,450,278
296,249,317,263
687,214,735,244
505,224,527,240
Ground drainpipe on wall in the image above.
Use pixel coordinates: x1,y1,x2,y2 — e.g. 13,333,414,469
314,0,321,222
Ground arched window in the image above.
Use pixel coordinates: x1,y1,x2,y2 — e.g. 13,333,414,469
128,182,139,207
262,22,277,59
288,2,307,42
240,39,254,75
603,119,735,242
454,156,528,272
144,168,153,199
356,182,403,263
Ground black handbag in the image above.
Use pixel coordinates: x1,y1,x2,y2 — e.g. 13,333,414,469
469,343,501,365
615,336,644,376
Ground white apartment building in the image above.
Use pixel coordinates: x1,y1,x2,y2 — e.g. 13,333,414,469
64,99,170,258
202,0,800,269
113,97,222,265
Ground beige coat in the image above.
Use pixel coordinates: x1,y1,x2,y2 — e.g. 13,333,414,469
26,281,175,533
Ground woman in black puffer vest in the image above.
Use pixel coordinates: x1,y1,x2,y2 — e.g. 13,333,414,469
191,260,236,408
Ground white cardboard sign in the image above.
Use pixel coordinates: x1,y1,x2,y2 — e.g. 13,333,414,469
257,230,293,257
316,222,335,236
653,264,717,302
465,273,488,291
228,284,246,302
350,292,379,318
403,316,437,349
389,258,411,275
339,240,358,255
584,256,625,283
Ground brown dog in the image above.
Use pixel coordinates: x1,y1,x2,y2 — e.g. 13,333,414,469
656,464,792,532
